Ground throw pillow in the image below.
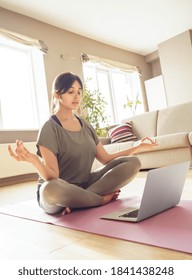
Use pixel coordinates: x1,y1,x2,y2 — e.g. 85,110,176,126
108,122,138,143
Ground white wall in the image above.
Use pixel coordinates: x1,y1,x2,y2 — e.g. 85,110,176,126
0,143,36,178
158,30,192,106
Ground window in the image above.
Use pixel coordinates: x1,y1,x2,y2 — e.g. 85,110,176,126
82,61,144,126
0,36,49,130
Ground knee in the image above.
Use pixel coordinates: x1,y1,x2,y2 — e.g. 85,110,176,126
114,156,141,186
41,178,59,190
132,156,141,170
118,156,141,177
40,178,60,199
39,179,64,214
116,156,141,173
126,156,141,174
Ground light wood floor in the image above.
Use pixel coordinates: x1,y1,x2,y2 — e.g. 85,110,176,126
0,170,192,260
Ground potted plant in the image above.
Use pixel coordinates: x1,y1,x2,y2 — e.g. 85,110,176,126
123,92,142,115
80,80,109,137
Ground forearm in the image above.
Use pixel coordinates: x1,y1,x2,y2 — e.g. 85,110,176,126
105,144,141,162
31,157,59,181
8,141,59,181
96,138,158,165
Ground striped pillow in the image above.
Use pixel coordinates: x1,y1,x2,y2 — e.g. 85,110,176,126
108,122,138,143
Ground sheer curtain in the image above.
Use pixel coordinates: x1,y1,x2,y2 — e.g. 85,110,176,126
0,28,49,130
0,27,48,54
81,53,142,75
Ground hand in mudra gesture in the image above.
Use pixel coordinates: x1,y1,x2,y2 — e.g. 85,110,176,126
8,140,38,164
137,137,158,151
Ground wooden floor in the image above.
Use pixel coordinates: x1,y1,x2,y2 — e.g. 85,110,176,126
0,170,192,260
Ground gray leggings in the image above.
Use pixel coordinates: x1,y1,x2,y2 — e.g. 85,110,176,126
39,156,141,214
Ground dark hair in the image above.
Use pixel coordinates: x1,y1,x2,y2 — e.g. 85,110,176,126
51,72,83,113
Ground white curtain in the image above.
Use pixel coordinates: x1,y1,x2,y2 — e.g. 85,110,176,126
0,27,48,54
81,53,142,75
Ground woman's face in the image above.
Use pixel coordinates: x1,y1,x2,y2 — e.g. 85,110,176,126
56,80,82,111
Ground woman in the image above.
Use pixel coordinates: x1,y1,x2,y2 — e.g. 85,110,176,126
8,72,157,215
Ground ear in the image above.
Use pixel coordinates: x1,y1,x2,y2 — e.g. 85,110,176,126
53,92,61,100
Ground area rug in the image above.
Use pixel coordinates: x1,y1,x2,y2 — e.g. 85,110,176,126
0,197,192,254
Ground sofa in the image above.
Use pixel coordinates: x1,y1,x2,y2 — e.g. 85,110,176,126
92,101,192,170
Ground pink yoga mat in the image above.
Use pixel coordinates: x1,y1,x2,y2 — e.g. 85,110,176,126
1,197,192,254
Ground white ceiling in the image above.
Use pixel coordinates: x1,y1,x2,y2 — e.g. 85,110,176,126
0,0,192,55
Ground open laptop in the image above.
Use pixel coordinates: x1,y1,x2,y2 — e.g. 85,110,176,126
101,161,190,222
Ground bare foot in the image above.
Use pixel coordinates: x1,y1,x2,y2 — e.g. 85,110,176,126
61,207,72,215
102,190,121,205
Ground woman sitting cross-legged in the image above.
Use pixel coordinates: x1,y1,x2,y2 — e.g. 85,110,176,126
8,72,157,215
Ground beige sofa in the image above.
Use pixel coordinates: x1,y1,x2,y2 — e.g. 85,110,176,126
92,101,192,170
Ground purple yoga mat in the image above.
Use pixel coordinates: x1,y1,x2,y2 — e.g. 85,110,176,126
1,197,192,254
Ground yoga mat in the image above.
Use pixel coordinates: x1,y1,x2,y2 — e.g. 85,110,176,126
0,197,192,254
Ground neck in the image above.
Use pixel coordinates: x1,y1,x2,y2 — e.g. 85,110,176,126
55,110,75,121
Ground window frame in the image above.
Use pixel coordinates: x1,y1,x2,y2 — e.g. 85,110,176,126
82,61,144,125
0,36,49,141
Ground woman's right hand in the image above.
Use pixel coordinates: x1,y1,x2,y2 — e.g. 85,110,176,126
8,140,39,164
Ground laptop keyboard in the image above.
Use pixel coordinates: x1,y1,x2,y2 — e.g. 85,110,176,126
119,209,139,218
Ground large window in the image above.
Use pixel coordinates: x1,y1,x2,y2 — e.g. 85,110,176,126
82,61,144,126
0,36,49,130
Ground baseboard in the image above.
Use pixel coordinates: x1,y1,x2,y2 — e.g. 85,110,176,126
0,173,38,187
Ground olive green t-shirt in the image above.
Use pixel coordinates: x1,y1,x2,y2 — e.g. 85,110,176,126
36,116,99,186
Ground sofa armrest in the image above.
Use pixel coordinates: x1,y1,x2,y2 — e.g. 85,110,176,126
188,132,192,145
133,132,190,154
99,137,111,145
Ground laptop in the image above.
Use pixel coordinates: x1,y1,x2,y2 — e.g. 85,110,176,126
101,161,190,222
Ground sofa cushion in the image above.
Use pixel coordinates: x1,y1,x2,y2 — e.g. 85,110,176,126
108,122,138,143
121,110,158,139
157,101,192,136
136,148,191,169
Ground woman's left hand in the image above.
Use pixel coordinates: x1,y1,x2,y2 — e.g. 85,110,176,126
137,137,158,151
